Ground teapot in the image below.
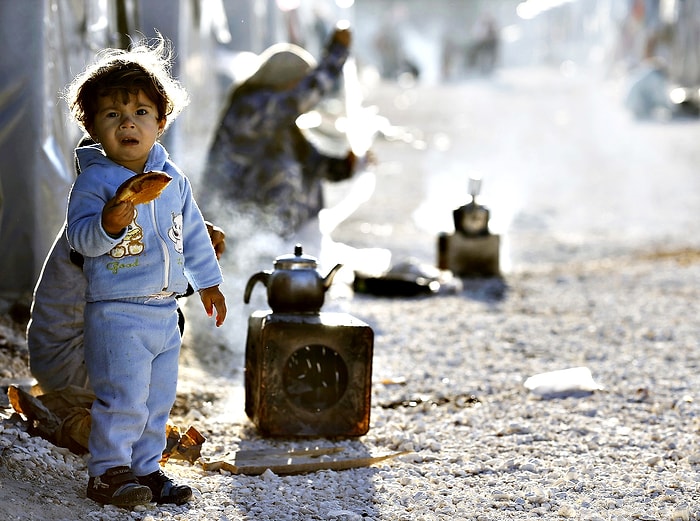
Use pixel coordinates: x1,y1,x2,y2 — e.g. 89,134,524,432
243,244,343,313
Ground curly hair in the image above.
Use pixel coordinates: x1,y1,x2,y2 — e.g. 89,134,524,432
65,34,189,134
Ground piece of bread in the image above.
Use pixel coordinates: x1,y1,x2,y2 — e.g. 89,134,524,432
114,171,172,205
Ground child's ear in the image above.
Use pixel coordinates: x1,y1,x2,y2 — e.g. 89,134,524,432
86,127,98,143
157,119,166,137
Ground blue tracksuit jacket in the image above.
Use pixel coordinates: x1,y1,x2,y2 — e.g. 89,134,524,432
67,142,222,302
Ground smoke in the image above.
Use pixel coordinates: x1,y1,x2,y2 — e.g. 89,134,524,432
180,200,288,381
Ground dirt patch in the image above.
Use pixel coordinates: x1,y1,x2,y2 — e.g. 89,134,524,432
640,246,700,265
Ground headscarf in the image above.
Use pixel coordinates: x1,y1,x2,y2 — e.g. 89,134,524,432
243,43,317,89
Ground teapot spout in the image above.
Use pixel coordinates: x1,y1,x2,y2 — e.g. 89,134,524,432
244,271,270,303
322,263,344,290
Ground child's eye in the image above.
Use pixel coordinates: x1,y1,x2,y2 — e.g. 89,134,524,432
106,112,119,118
136,108,149,115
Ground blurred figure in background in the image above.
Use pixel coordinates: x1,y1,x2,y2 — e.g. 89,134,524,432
201,22,362,257
467,13,500,76
373,19,403,80
624,27,673,119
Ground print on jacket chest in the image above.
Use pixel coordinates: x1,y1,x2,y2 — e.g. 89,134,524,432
110,210,144,258
108,209,184,259
168,213,183,254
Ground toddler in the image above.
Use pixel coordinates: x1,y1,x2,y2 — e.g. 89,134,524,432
64,35,226,507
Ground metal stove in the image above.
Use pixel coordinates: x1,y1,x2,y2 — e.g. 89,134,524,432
438,177,500,277
243,246,374,437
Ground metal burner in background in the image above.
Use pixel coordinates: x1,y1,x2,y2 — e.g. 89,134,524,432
453,177,490,237
438,176,500,277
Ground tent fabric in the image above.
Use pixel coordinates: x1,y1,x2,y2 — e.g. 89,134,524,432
0,1,96,295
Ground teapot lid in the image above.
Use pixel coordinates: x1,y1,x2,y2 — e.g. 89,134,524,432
273,244,318,269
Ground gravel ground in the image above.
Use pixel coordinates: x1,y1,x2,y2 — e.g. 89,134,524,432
2,70,700,520
2,251,700,521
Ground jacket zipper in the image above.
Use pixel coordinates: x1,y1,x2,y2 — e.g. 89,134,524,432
149,199,170,290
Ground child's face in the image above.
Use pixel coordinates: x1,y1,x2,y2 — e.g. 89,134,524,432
88,90,166,174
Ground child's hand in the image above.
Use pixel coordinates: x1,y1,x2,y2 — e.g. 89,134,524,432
199,285,227,327
102,197,135,236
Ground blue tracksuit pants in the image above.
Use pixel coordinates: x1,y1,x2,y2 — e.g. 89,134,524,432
84,295,180,477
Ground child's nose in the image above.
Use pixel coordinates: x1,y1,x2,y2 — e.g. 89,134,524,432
120,117,135,128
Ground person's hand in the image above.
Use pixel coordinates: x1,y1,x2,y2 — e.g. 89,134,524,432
362,149,378,167
331,21,352,48
102,197,135,236
346,149,376,172
199,285,226,327
205,221,226,260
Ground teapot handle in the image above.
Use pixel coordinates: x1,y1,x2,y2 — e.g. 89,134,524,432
243,271,270,303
